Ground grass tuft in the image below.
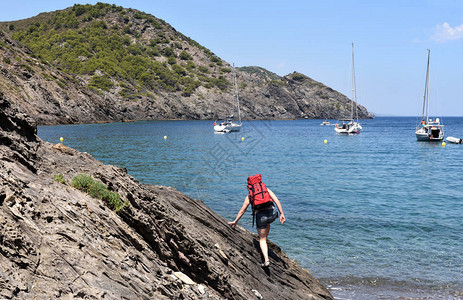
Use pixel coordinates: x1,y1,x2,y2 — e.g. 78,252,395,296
71,173,129,213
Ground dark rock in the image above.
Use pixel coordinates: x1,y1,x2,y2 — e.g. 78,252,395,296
0,97,334,299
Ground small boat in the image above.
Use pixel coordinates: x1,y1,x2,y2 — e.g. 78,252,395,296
446,136,462,144
214,64,242,133
415,49,444,141
320,120,330,126
335,43,362,134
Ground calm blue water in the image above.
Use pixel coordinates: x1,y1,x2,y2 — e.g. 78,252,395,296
38,117,463,299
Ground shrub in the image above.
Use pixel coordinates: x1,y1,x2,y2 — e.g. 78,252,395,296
72,173,94,190
210,56,220,63
172,64,186,76
163,47,175,57
198,66,209,74
179,50,192,60
54,174,66,184
185,61,195,70
71,173,129,213
213,76,229,90
73,4,88,16
292,74,305,81
167,57,176,65
88,74,113,91
88,181,107,199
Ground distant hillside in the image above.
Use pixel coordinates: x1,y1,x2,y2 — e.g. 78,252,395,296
0,3,373,125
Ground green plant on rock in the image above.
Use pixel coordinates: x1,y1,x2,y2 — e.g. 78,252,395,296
71,173,94,190
197,66,209,74
292,74,305,81
88,74,113,91
71,173,129,213
167,56,176,65
54,174,66,184
179,50,192,60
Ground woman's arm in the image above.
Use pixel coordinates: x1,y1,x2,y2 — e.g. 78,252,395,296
228,195,250,229
268,188,285,224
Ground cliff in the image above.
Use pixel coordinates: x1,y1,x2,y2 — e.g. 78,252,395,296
0,95,333,299
0,3,373,125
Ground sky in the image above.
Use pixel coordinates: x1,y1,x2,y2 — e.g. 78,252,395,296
1,0,463,116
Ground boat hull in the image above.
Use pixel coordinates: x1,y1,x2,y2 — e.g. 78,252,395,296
446,136,463,144
415,124,444,141
214,123,241,133
334,120,361,134
415,133,443,141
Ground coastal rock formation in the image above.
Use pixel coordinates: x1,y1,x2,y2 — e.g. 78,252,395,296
0,96,333,299
0,4,373,125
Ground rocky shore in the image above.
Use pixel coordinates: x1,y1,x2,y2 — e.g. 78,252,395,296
0,95,333,299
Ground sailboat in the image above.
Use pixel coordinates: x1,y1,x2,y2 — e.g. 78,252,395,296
335,43,362,134
214,64,242,133
415,49,444,141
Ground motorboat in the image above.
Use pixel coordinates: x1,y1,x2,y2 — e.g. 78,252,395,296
320,120,330,125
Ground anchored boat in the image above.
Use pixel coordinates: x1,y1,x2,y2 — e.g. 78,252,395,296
335,43,362,134
415,50,444,141
214,64,242,133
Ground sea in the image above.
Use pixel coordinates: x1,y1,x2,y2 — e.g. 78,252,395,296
38,117,463,300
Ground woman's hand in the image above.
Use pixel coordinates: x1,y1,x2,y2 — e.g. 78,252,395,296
280,214,286,224
228,221,237,229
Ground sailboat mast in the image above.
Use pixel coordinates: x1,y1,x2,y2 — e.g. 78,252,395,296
231,64,236,117
425,49,430,123
351,43,358,121
233,64,242,124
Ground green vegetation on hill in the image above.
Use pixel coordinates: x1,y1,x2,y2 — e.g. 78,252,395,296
8,3,229,97
238,66,281,81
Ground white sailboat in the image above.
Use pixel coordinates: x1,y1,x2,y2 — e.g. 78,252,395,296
335,43,362,134
214,64,242,133
415,49,444,141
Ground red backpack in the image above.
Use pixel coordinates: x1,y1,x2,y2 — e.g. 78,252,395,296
247,174,273,225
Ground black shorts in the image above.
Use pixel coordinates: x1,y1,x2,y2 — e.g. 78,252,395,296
256,208,278,229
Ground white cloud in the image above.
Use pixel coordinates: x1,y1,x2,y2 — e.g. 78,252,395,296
432,22,463,42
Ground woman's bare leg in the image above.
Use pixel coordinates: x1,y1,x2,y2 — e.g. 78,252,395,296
257,224,270,264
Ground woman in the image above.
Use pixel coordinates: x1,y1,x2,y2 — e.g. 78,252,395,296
228,186,285,267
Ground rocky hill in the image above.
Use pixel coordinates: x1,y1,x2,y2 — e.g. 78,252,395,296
0,94,333,299
0,3,373,125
